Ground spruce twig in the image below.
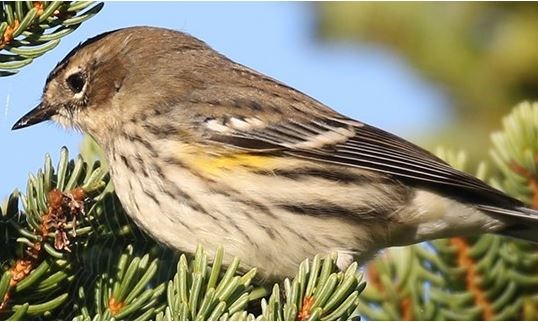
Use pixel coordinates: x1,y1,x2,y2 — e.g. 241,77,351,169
0,1,104,76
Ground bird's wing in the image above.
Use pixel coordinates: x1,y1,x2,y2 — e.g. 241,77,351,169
202,114,520,207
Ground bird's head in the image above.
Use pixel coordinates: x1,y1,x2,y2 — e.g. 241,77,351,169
12,26,216,143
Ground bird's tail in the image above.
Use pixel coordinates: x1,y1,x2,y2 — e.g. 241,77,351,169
477,205,538,243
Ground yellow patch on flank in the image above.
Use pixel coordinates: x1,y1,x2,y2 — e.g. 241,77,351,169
187,152,280,177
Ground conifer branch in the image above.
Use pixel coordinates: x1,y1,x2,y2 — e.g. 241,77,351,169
1,147,365,320
0,1,103,76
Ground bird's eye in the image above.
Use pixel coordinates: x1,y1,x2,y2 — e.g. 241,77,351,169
66,72,85,94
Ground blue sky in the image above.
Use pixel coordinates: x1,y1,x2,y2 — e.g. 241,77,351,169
0,2,450,198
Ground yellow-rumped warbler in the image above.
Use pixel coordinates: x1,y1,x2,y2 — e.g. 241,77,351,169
12,26,538,280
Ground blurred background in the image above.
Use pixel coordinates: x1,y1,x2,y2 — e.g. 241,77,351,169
2,2,538,198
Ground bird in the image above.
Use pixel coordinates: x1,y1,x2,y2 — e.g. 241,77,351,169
12,26,538,280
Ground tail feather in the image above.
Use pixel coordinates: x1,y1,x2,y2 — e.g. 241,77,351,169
477,205,538,243
477,204,538,220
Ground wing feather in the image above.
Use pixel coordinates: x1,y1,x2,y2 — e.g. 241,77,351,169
203,115,521,206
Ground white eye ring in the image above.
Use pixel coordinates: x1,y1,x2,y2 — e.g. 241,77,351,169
66,72,86,95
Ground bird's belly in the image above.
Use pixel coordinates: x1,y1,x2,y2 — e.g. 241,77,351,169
107,154,393,279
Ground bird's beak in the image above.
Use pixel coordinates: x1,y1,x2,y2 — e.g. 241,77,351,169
12,102,56,130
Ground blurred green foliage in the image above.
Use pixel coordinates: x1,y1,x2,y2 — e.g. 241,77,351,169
316,2,538,162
